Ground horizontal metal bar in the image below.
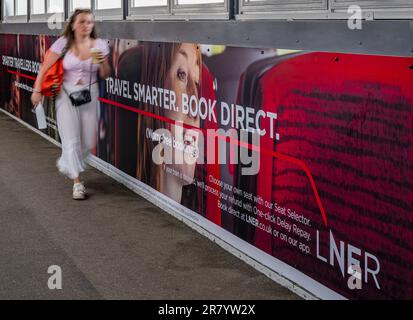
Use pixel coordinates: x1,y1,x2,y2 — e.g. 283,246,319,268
0,19,412,56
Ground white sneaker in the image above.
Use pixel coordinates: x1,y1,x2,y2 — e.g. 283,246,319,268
73,182,86,200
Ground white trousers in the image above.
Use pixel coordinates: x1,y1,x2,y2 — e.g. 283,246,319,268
55,82,99,180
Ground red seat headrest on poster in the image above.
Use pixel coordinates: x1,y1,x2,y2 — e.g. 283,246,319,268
255,51,413,299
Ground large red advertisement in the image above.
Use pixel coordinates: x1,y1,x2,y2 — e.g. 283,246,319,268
1,34,412,299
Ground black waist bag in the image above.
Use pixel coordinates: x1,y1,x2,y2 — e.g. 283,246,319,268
68,89,91,107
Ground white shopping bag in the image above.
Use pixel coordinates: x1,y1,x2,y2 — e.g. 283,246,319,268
34,102,47,130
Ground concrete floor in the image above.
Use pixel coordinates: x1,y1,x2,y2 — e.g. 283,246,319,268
0,112,300,300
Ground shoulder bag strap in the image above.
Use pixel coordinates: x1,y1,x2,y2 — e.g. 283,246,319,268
60,40,69,59
88,55,93,92
88,39,96,92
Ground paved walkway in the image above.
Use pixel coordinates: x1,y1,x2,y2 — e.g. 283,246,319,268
0,111,300,300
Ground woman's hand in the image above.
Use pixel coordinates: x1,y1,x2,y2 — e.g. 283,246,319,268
97,52,106,64
31,91,43,109
91,48,110,79
92,49,106,64
97,53,111,80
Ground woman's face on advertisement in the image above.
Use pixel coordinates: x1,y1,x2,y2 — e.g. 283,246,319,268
72,13,94,37
164,43,201,185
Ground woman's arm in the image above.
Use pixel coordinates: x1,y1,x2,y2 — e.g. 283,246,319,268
95,39,111,80
31,50,60,107
33,50,60,93
98,56,111,80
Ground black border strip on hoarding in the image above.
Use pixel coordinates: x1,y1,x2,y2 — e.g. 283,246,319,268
0,20,412,57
